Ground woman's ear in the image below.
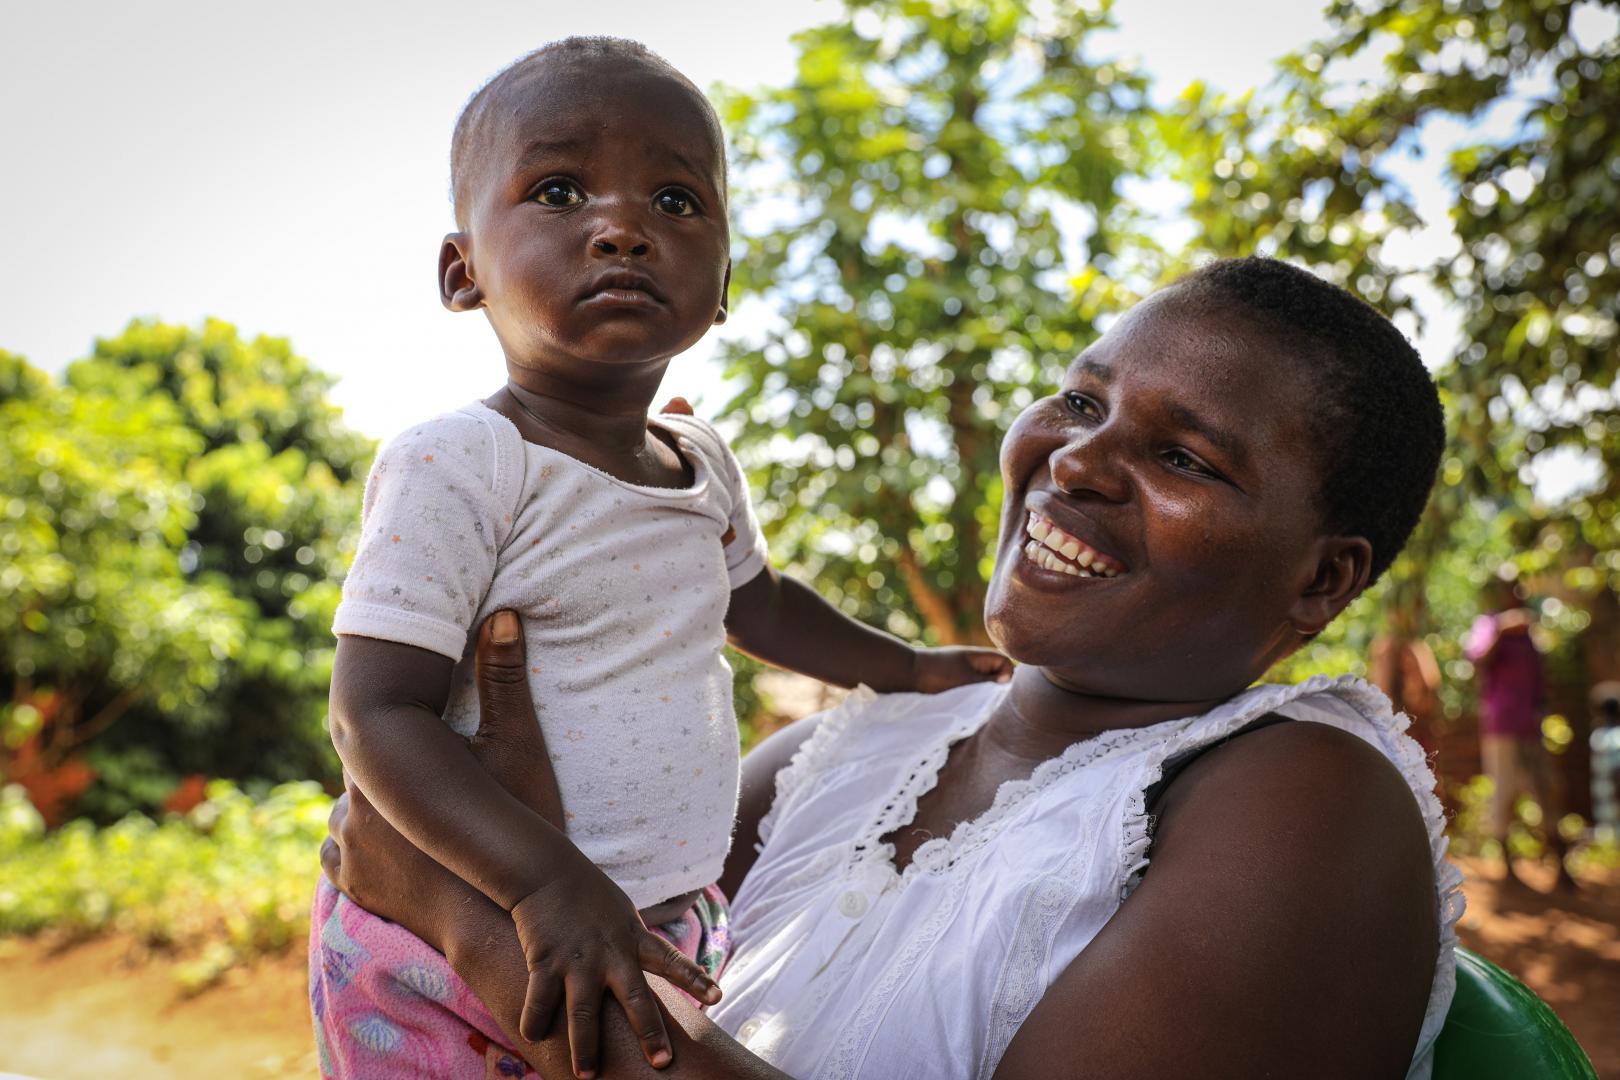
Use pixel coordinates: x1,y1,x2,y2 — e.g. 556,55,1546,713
1290,535,1373,636
439,233,483,312
713,260,732,325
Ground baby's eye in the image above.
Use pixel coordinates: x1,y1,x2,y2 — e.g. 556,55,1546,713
535,179,584,207
655,188,699,217
1063,391,1101,420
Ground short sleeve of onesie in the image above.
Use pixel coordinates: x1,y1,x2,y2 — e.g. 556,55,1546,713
333,407,522,660
662,414,769,588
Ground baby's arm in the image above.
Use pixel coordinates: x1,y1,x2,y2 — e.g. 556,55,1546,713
330,632,718,1074
683,404,1010,694
725,567,1010,692
330,413,714,1075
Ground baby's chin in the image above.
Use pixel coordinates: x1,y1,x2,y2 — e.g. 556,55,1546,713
570,319,716,365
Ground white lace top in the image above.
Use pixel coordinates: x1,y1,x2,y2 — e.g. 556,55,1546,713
710,676,1464,1079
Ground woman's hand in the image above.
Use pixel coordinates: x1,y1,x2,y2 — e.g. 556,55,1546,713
324,611,719,1078
320,611,560,947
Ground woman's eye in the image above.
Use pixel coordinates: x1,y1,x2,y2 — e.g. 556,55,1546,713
535,179,584,207
1063,391,1101,420
1165,448,1213,477
655,188,698,216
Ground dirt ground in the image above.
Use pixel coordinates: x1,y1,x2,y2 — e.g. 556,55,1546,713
0,936,319,1079
1453,856,1620,1078
0,856,1615,1079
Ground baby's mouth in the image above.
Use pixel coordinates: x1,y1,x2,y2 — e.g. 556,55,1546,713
580,270,667,304
1021,511,1126,579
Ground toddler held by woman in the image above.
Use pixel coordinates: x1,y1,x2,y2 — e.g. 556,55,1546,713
309,37,1009,1080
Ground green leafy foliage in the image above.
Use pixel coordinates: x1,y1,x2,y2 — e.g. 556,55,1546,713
717,0,1151,644
0,781,330,989
1148,0,1620,716
1,322,371,817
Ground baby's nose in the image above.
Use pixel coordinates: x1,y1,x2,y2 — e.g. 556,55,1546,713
592,236,649,257
590,215,652,258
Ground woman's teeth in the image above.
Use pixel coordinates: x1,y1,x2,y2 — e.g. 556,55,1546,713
1024,512,1121,578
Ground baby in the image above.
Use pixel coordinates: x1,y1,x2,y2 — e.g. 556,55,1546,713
310,37,1010,1080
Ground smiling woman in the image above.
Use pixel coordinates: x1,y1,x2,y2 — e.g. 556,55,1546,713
324,256,1458,1080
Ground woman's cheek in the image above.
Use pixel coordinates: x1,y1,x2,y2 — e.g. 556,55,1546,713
999,403,1058,483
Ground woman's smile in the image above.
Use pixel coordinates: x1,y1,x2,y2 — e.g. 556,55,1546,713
1021,510,1126,578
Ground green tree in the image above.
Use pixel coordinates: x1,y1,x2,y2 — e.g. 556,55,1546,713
717,0,1150,643
2,323,371,818
1156,0,1620,709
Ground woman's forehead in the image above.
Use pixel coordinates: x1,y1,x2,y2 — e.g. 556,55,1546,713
1062,298,1322,459
1066,296,1301,393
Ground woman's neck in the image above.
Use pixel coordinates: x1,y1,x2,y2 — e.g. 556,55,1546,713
981,665,1235,763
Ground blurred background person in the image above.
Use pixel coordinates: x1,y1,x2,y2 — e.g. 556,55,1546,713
1465,577,1576,891
1591,681,1620,847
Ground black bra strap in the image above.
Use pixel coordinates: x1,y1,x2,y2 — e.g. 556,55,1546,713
1142,712,1293,821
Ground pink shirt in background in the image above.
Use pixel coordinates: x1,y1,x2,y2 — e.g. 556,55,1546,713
1465,613,1545,740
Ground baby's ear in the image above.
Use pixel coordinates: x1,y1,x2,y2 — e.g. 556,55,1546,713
1289,535,1373,637
713,260,732,326
439,233,482,312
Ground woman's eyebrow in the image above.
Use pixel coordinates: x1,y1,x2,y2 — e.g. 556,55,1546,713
1167,402,1247,467
1073,359,1111,382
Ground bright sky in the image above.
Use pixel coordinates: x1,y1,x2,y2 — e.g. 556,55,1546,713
2,0,1349,443
44,0,1613,504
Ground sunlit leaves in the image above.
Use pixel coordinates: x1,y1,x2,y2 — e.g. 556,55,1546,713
0,780,330,988
2,322,371,817
717,0,1149,642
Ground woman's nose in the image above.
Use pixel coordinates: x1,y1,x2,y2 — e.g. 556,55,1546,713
1049,431,1129,502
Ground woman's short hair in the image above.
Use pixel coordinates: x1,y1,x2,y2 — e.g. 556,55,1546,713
1171,257,1445,586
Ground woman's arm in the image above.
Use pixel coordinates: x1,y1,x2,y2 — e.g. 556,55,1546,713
324,610,792,1078
719,708,823,900
994,721,1438,1079
324,786,788,1080
330,617,718,1074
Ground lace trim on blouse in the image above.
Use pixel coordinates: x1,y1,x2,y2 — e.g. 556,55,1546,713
756,685,879,850
749,676,1463,1080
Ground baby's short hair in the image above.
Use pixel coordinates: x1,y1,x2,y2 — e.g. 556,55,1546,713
1169,257,1444,586
449,37,725,228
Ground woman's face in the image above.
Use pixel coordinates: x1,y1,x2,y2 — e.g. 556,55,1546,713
984,291,1366,702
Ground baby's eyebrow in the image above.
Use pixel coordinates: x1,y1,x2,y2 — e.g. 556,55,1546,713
659,145,720,188
516,136,589,166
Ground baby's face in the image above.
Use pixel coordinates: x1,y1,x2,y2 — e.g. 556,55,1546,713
454,59,730,372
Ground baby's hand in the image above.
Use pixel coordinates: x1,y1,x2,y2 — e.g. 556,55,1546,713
909,645,1014,693
512,857,721,1078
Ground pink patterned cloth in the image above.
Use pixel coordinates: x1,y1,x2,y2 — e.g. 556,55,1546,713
308,878,731,1078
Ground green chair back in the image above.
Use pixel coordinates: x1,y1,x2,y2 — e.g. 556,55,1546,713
1432,947,1597,1079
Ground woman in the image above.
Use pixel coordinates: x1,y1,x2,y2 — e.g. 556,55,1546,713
321,258,1462,1078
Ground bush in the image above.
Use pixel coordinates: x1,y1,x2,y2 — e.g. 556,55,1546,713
0,780,330,990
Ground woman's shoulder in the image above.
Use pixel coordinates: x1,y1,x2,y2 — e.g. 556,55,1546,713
1150,674,1460,922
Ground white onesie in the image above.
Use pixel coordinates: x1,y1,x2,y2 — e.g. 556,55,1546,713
333,402,768,908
